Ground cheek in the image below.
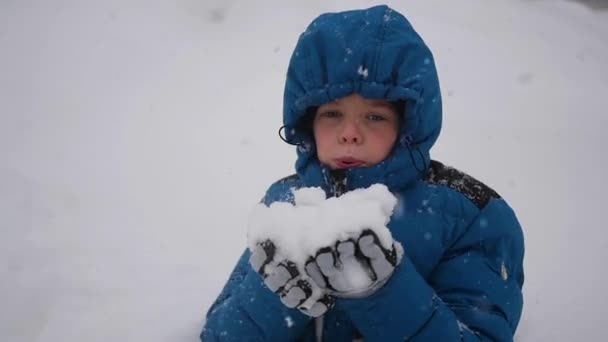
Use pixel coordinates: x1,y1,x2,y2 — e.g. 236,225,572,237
386,129,399,147
371,128,398,153
313,127,332,157
313,123,336,142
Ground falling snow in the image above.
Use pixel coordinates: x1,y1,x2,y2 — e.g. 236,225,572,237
1,2,606,342
357,65,369,78
285,316,294,328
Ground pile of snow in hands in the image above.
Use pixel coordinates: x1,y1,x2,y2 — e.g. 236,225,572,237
247,184,398,285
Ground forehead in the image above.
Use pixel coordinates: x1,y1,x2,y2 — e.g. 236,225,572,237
322,95,395,110
365,99,395,109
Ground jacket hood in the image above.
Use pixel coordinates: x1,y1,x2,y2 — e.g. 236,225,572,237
282,5,442,193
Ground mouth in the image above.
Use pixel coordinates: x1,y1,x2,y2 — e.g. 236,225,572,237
334,157,366,169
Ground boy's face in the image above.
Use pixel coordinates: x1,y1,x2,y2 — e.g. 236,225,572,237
312,94,400,170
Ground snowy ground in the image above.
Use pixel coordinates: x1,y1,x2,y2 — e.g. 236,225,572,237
1,1,607,341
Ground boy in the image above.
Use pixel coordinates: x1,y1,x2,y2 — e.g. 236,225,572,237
201,5,524,341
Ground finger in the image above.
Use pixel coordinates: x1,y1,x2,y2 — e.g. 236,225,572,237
338,239,375,283
264,260,299,293
280,279,313,308
315,247,338,277
358,231,396,281
299,295,335,317
336,239,368,275
316,246,353,291
336,239,356,263
249,240,276,275
305,258,327,288
334,240,375,291
358,229,399,265
317,241,368,292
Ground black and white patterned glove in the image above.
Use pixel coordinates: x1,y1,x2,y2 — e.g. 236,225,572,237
249,240,335,317
305,229,403,298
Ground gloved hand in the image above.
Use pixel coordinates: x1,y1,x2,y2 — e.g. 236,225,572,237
305,229,403,298
249,240,335,317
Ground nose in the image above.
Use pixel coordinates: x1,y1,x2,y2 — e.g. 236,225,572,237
339,120,362,144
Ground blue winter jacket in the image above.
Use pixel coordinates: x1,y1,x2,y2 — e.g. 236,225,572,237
201,5,524,341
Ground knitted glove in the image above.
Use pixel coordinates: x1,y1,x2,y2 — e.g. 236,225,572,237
249,240,335,317
305,229,403,298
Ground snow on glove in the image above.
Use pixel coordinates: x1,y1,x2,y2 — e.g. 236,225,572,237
305,229,404,298
249,239,335,317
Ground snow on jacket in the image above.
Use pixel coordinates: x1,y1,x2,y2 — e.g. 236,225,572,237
201,5,524,341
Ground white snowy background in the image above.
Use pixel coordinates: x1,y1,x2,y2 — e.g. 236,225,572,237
1,0,607,341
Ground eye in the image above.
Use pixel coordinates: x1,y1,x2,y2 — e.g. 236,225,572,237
319,110,342,119
366,113,387,122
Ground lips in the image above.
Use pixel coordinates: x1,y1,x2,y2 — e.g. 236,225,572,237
334,157,365,169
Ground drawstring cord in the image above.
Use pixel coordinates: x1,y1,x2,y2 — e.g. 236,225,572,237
404,134,427,173
278,125,299,146
407,145,427,173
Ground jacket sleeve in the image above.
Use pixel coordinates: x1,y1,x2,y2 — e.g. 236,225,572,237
200,250,312,341
337,198,525,341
